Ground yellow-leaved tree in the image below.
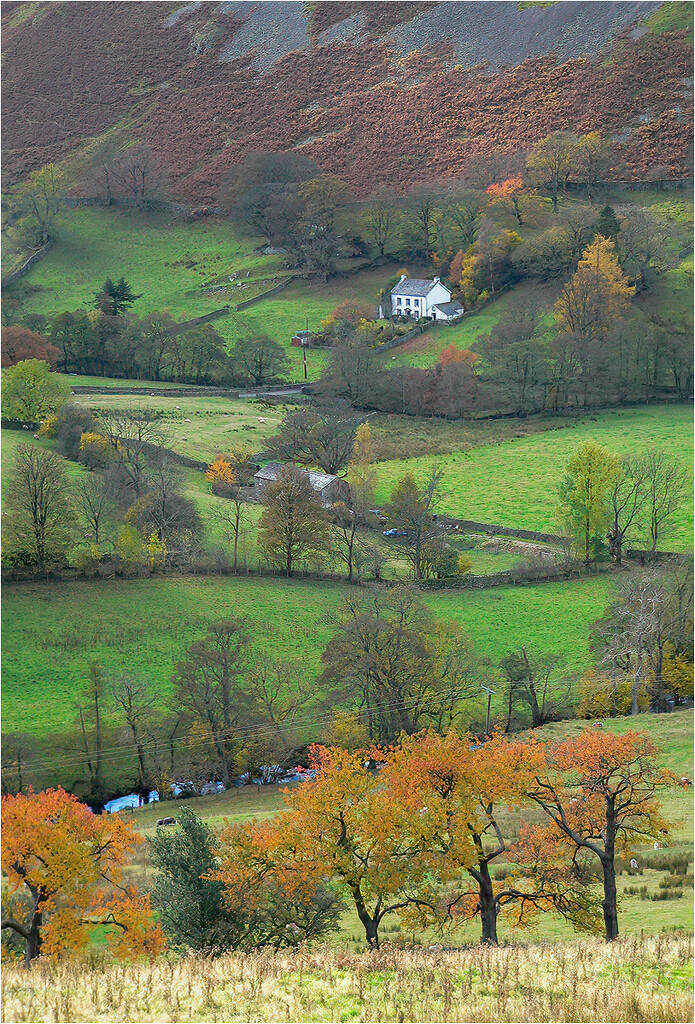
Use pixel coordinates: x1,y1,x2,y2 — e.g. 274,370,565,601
554,234,634,343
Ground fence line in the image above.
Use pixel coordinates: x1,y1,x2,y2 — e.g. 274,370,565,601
162,306,231,337
2,240,54,287
440,516,564,546
235,275,296,310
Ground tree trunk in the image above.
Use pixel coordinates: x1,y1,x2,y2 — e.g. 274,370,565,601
632,650,643,716
602,801,619,941
601,855,619,941
476,864,499,945
352,888,380,950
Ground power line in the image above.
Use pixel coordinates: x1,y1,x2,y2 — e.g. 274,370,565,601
7,680,486,777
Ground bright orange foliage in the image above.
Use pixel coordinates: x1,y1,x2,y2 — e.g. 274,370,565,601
205,455,237,487
532,729,675,855
438,344,477,368
1,788,165,963
485,176,524,200
381,732,601,943
528,729,676,940
217,745,439,949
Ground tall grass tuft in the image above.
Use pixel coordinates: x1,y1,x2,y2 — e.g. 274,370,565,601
2,933,693,1023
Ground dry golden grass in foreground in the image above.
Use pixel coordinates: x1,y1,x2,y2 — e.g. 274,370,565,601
2,934,693,1024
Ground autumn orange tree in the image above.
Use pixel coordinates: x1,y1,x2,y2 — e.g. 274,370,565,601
382,732,601,945
438,344,477,369
485,176,526,225
213,816,345,948
231,746,439,949
1,788,165,964
527,730,677,941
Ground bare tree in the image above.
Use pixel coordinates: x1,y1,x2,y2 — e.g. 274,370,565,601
267,403,361,476
112,144,168,204
361,186,399,256
75,661,107,802
642,449,689,555
403,184,443,262
258,464,331,577
173,621,249,784
1,733,39,795
331,501,361,582
212,492,246,572
97,405,169,497
591,566,693,714
500,646,569,729
606,455,647,565
75,473,114,547
385,466,444,579
111,673,159,790
237,655,315,769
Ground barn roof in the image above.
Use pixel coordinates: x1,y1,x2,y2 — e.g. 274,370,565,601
254,463,339,492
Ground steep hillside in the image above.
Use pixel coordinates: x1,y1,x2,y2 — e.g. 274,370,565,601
2,1,692,200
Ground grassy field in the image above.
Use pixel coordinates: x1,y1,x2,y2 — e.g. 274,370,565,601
373,404,694,548
2,572,619,738
58,374,195,390
3,934,692,1023
4,205,400,377
1,428,88,491
77,393,290,463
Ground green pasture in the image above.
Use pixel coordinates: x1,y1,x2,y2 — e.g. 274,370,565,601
57,374,194,390
2,572,618,738
4,205,400,377
1,428,87,493
3,207,279,319
76,393,289,463
373,405,694,549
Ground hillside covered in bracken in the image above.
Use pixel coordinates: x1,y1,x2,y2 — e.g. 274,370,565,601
2,0,692,200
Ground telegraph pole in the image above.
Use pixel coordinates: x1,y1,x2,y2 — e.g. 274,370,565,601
480,684,496,738
303,317,309,380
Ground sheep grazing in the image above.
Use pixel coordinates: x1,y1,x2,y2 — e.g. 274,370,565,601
630,858,639,870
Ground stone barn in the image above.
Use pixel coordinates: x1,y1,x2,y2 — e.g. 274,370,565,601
253,462,350,506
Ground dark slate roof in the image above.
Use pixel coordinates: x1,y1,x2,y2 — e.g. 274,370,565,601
254,463,339,492
391,278,439,297
254,462,284,481
433,301,464,315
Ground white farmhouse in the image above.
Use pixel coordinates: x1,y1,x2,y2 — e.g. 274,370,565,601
386,274,464,321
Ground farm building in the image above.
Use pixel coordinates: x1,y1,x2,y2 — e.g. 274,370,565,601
253,463,350,506
291,330,311,347
384,274,462,320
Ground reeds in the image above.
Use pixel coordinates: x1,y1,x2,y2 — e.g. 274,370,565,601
2,932,692,1023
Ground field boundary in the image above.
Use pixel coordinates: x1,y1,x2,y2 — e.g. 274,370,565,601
440,516,564,545
163,306,231,336
235,275,297,310
2,239,54,287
